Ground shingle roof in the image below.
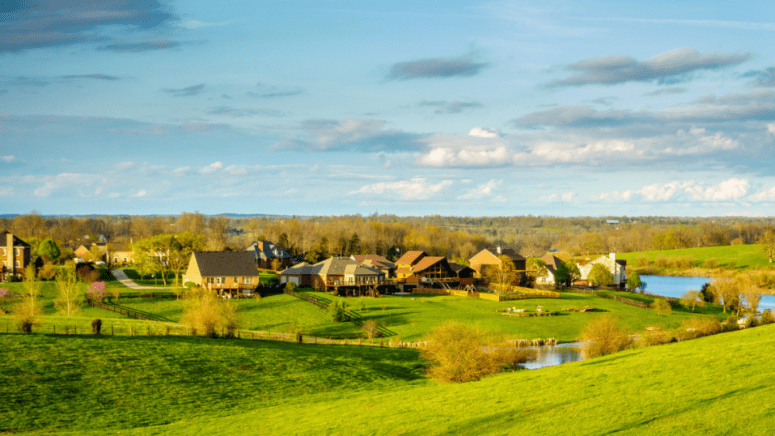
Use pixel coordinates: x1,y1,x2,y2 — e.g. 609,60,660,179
410,256,447,273
280,257,384,277
449,262,474,274
352,254,396,270
1,231,30,247
245,240,291,261
193,251,259,277
395,250,425,265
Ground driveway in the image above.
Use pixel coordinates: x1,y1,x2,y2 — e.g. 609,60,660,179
111,269,181,290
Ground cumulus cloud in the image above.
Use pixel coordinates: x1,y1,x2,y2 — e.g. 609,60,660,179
686,178,749,201
351,178,453,200
548,48,750,87
387,55,488,80
457,179,501,200
419,100,482,114
224,165,248,176
116,161,135,169
0,187,13,197
469,127,498,138
163,84,205,97
275,119,424,152
750,185,775,202
1,155,16,163
200,162,223,174
33,173,105,197
530,140,636,164
134,190,147,198
417,145,511,168
541,192,576,202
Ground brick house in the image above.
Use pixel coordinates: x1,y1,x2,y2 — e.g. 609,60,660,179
1,230,31,282
245,240,293,270
394,250,457,283
279,257,385,294
183,251,260,297
351,254,396,278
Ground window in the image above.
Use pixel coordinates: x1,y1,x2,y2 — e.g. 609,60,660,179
2,261,5,267
16,261,20,268
216,277,221,285
1,248,5,255
15,248,20,256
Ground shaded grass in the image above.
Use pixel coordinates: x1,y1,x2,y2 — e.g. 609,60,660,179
0,334,425,433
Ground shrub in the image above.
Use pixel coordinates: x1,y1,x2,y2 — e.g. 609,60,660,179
86,282,108,303
761,309,775,325
328,300,346,323
722,315,740,332
654,255,669,268
285,282,297,292
636,255,650,267
652,299,672,316
361,319,380,339
180,287,241,338
421,321,534,383
703,257,719,269
681,317,721,339
91,318,102,335
579,315,631,358
641,330,674,346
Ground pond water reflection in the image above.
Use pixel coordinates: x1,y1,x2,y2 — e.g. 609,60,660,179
521,342,584,370
641,275,775,311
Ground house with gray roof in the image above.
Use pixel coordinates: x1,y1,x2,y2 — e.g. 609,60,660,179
245,240,293,270
280,256,385,295
1,230,31,282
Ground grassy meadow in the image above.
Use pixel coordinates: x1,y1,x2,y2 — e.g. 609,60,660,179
617,243,773,271
2,322,775,435
104,289,728,343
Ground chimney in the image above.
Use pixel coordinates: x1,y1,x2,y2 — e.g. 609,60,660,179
7,232,13,272
497,246,502,255
610,253,616,261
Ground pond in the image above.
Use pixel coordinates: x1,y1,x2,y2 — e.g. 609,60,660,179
641,275,775,311
521,342,584,370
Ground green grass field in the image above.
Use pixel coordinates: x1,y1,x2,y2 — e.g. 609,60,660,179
101,289,728,343
2,323,775,435
618,243,773,270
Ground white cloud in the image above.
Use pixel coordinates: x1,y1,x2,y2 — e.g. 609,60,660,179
224,164,248,176
530,140,635,163
493,195,507,202
200,161,223,174
33,173,101,197
116,161,135,169
541,192,576,202
108,193,121,198
0,187,13,196
768,123,775,135
134,190,147,198
418,145,511,167
469,127,498,138
595,178,748,203
457,179,501,200
539,194,558,202
173,166,190,176
561,192,575,201
351,178,453,200
750,186,775,202
1,155,15,163
694,178,748,200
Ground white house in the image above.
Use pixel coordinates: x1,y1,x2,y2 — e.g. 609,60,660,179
578,253,627,286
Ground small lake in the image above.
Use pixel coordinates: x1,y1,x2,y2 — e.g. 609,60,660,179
521,343,584,370
641,275,775,311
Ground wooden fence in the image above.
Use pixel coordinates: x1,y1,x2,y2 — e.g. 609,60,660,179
415,288,560,301
568,288,652,309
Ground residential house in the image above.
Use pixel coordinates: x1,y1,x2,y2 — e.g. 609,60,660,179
469,247,526,279
449,262,475,285
245,240,293,270
351,254,396,278
1,230,31,282
109,242,135,265
394,251,457,283
75,243,107,261
578,253,627,286
279,257,385,294
536,254,565,286
183,251,260,297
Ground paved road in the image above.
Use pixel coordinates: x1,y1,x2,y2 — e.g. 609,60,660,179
111,269,179,290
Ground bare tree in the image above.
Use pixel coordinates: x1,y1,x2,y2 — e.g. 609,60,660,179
54,264,84,317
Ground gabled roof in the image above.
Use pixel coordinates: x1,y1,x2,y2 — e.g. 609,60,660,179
496,248,526,261
1,231,30,247
395,250,425,266
192,251,259,277
351,254,396,270
245,240,291,261
280,257,384,277
410,256,447,273
540,254,564,269
449,262,474,274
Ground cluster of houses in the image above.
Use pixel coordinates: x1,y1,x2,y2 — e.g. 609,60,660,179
0,230,628,294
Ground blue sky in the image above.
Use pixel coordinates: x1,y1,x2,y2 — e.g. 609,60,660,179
1,0,775,217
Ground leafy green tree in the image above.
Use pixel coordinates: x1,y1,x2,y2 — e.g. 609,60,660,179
553,261,570,286
526,258,548,283
134,233,205,286
54,264,84,317
626,272,643,291
759,230,775,263
652,298,672,316
37,239,61,262
587,263,613,287
680,290,704,312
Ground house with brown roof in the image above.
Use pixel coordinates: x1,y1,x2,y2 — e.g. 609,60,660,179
469,247,526,278
109,242,135,265
449,262,475,285
351,254,396,278
536,254,565,286
75,243,108,262
1,230,31,282
183,251,260,297
394,251,457,283
279,257,385,295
